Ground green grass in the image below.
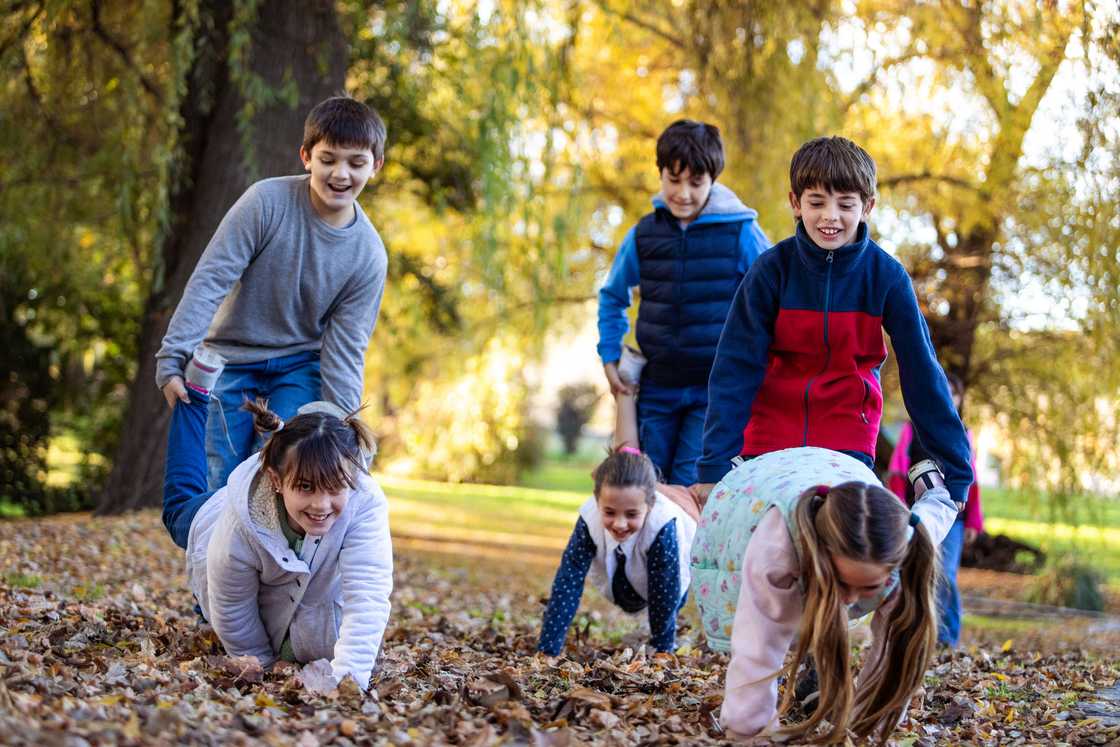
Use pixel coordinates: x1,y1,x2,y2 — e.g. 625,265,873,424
981,486,1120,529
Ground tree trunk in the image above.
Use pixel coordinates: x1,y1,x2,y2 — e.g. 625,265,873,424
97,0,347,513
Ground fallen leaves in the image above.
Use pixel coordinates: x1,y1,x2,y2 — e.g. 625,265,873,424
0,510,1118,745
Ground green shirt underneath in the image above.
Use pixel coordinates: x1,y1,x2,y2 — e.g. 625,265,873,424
276,495,304,662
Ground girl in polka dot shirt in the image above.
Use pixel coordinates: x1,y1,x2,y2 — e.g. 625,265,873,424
537,447,698,656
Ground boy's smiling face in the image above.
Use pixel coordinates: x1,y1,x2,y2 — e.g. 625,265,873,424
659,164,713,224
300,140,380,227
790,184,875,250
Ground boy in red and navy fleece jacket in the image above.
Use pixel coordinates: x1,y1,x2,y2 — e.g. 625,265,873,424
692,136,974,510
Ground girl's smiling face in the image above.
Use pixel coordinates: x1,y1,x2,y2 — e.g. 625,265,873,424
269,467,350,537
790,185,875,250
597,485,651,542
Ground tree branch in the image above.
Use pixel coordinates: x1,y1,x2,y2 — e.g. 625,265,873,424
879,172,980,192
595,1,684,49
88,0,163,103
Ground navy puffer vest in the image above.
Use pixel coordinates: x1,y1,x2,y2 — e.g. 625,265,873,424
635,209,743,387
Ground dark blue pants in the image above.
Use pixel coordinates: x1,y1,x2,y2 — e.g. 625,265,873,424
637,381,708,486
205,350,321,490
163,389,216,550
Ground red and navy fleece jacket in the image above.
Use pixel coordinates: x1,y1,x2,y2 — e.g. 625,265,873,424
697,221,974,506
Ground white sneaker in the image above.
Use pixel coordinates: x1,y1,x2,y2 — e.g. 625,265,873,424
184,345,226,395
617,345,647,386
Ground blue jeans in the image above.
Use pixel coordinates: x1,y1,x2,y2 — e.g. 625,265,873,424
937,517,965,646
637,381,707,486
163,389,217,550
206,350,321,490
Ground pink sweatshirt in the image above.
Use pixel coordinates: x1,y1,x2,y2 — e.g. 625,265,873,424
719,509,900,737
887,423,983,534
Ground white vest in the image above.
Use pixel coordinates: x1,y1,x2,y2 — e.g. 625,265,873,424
578,491,697,605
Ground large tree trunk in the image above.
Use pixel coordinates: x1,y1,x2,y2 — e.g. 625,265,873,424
97,0,347,513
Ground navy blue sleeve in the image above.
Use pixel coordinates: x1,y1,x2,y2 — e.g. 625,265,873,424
538,517,596,655
646,519,683,653
882,270,973,505
697,255,780,484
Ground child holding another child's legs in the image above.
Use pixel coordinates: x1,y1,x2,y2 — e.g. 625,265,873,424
162,348,393,690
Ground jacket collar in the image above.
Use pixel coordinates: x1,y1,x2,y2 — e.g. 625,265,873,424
793,220,869,277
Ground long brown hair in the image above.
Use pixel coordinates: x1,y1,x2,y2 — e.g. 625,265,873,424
775,481,939,744
242,398,375,493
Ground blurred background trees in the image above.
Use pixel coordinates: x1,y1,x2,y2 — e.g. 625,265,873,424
1,0,1116,512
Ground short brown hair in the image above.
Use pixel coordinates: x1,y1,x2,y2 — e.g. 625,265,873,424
302,96,387,162
656,120,725,180
790,136,876,202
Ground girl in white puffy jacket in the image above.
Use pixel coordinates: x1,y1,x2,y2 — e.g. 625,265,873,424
161,349,392,690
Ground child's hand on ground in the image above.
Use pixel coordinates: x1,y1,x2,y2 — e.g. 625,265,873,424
689,483,715,507
604,362,635,396
162,376,190,408
965,527,979,546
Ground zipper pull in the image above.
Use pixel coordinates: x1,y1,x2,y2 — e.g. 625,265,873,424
827,250,834,263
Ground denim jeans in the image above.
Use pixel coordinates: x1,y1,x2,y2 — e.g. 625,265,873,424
205,350,322,490
637,380,708,486
937,516,966,646
163,389,217,550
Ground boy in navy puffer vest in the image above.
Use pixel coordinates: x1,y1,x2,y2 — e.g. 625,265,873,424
597,120,769,486
692,136,973,514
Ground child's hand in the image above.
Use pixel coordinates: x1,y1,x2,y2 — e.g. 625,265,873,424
162,376,190,408
965,527,979,546
604,362,635,396
689,482,715,507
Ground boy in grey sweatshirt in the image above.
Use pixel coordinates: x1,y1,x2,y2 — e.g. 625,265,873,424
156,96,389,489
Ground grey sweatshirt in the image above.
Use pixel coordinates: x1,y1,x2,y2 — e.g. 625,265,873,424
155,175,387,411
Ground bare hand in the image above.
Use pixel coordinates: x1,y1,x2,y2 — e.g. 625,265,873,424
964,527,979,546
162,376,189,408
689,482,715,507
604,362,635,396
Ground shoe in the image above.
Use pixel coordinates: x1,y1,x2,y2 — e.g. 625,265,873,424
617,345,647,386
184,345,226,395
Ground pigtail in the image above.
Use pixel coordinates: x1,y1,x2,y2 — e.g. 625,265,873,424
850,521,939,742
342,406,377,470
242,397,284,434
773,487,854,744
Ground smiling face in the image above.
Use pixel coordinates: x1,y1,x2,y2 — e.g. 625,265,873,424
300,140,379,228
790,185,875,250
597,485,652,542
831,553,892,605
659,164,713,225
269,467,350,537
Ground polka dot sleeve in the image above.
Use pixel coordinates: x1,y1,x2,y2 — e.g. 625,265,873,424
537,517,596,655
646,519,682,653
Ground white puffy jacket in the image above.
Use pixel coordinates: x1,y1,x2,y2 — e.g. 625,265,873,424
186,454,393,688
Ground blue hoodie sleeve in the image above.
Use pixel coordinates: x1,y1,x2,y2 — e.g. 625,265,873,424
737,220,770,274
538,517,596,655
882,271,974,505
697,257,781,484
596,227,640,365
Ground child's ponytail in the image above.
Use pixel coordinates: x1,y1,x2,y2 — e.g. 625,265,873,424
850,520,939,741
775,486,854,744
242,397,284,434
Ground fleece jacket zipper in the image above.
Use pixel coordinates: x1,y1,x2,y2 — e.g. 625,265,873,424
802,250,834,445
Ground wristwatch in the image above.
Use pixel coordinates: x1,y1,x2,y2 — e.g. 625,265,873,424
908,459,964,512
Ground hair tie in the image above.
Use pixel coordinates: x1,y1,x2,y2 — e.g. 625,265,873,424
814,485,830,498
618,446,642,456
909,513,921,527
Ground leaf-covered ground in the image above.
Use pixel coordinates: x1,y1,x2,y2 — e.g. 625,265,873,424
1,511,1118,745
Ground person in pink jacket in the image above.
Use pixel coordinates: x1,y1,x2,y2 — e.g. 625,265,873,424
691,447,959,742
887,372,982,646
